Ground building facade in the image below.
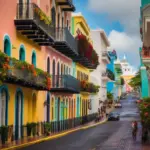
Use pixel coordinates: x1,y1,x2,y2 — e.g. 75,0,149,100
107,50,117,94
90,29,111,114
0,0,100,145
139,0,150,98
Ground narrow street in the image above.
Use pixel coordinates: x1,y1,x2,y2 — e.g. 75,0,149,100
21,95,141,150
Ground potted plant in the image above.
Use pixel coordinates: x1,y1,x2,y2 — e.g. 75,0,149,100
44,123,51,136
26,123,32,137
0,126,8,144
31,123,37,137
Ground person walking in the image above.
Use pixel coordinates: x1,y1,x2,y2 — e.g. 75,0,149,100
132,121,138,140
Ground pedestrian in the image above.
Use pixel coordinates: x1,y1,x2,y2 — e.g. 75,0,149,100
132,121,138,140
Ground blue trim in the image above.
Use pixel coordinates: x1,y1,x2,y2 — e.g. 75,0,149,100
32,50,36,67
19,44,26,61
0,85,9,125
4,35,11,56
15,88,24,140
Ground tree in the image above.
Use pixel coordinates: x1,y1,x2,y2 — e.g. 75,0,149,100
129,71,141,90
120,77,125,86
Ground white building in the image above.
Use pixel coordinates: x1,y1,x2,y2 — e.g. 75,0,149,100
89,29,110,114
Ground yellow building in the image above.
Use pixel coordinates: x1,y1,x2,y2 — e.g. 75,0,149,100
72,12,93,117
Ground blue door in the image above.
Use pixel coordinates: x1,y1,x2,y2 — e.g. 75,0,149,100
15,91,23,140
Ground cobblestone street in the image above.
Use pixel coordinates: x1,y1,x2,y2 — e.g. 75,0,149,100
20,95,148,150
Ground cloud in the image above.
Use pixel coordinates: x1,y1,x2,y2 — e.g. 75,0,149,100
88,0,142,68
108,30,142,67
88,0,141,35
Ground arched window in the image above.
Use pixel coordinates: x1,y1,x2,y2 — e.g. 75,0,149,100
47,57,50,74
52,59,56,87
19,46,25,61
4,36,11,56
32,51,36,67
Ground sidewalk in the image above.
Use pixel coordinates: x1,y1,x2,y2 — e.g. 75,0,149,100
1,117,108,150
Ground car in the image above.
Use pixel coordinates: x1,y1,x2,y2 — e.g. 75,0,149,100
114,103,122,108
108,112,120,121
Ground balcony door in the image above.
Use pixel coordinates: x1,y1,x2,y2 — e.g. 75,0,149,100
51,7,56,28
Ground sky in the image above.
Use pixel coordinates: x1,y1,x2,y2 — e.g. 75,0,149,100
74,0,142,70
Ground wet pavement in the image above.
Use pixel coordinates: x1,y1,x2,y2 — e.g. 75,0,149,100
21,95,143,150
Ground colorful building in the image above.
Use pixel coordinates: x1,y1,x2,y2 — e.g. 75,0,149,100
107,50,117,94
0,0,99,145
120,55,135,93
71,13,99,117
90,29,111,114
139,0,150,98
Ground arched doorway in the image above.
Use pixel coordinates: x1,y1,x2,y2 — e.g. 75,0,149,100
46,93,50,122
4,36,11,56
0,88,8,126
51,7,56,28
77,97,80,117
15,89,23,140
32,94,36,122
51,97,54,121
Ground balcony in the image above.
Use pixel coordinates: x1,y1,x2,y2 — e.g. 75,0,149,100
102,52,110,63
80,81,100,93
53,28,78,60
14,3,55,46
141,47,150,64
74,34,99,69
50,75,80,94
56,0,75,11
107,69,115,81
0,52,51,91
101,72,110,81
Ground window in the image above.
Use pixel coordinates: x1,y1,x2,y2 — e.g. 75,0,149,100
47,57,50,74
57,13,60,28
52,60,56,87
19,47,25,61
62,17,64,28
4,36,11,56
32,51,36,67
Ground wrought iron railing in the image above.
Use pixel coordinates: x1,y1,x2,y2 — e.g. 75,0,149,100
16,3,55,39
107,69,115,80
51,75,80,92
55,28,78,54
0,52,50,90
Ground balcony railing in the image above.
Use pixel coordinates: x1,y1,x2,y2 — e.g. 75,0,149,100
107,69,115,81
0,52,51,90
50,75,80,93
80,81,100,93
53,28,78,59
56,0,75,11
102,52,111,62
15,3,55,46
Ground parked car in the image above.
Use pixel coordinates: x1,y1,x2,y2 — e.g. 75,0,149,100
108,112,120,121
114,103,122,108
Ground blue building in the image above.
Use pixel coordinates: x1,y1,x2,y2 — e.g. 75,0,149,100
107,50,117,93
